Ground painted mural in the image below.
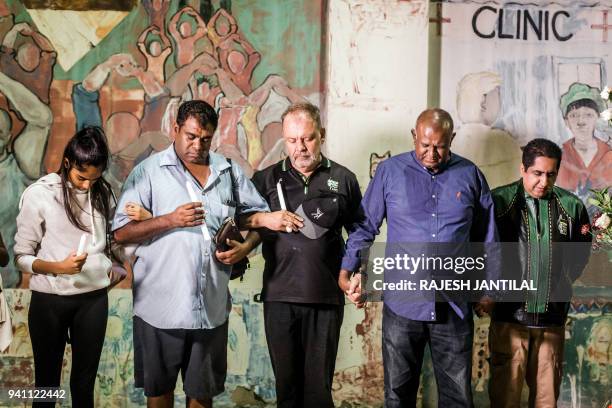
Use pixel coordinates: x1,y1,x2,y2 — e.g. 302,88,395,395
0,0,323,288
439,0,612,197
0,0,610,407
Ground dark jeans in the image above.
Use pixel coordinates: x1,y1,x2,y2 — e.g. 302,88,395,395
28,289,108,408
382,303,474,408
264,302,344,408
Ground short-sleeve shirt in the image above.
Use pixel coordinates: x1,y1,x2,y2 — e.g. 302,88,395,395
112,145,269,329
252,157,362,305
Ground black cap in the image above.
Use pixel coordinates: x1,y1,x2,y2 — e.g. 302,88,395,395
294,194,339,239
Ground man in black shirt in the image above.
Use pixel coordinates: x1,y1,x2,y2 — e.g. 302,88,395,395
246,103,362,408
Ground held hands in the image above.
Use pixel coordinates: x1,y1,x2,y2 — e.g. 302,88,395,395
169,202,205,228
339,270,367,308
59,252,88,275
215,239,251,265
263,210,304,233
125,202,153,221
108,265,127,288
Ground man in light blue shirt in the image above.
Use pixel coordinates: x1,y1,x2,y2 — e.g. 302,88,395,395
113,100,268,408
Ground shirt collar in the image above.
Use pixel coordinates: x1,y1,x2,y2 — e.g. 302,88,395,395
409,151,456,175
159,144,179,167
521,182,553,202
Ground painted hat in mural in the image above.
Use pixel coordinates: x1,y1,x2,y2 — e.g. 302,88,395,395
560,82,606,116
294,194,339,239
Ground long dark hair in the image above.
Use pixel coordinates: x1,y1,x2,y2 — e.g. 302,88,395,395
57,127,113,236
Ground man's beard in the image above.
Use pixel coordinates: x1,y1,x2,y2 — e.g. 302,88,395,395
294,153,320,169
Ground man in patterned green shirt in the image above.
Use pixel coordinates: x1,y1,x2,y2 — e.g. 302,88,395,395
489,138,592,407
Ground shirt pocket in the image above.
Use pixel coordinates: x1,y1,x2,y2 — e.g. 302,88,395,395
441,187,475,225
210,179,235,220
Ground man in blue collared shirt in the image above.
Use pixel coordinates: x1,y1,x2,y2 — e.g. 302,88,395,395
113,100,268,408
340,109,498,407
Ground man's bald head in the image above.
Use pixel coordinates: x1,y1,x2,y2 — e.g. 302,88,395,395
415,108,454,136
412,108,455,173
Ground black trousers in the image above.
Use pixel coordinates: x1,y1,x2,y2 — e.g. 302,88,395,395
264,301,344,408
28,289,108,408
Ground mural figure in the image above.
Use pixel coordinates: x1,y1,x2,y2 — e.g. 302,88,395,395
0,70,52,287
207,32,300,174
137,25,172,85
142,0,170,31
557,82,612,198
206,8,237,47
166,50,221,107
212,66,304,177
217,32,260,95
72,53,148,192
0,3,12,40
168,6,209,68
140,50,219,134
452,71,522,189
0,19,56,104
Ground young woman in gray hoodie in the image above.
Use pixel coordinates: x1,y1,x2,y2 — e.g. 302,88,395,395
14,126,115,407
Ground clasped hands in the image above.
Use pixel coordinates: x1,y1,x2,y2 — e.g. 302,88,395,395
339,270,367,308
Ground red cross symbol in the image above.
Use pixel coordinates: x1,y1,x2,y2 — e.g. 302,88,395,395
591,10,612,42
429,2,451,36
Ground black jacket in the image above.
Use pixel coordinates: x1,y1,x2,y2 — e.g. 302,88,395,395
491,180,592,327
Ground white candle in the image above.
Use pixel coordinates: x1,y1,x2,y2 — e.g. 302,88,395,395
276,181,287,210
276,181,292,233
185,181,211,241
76,233,88,256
